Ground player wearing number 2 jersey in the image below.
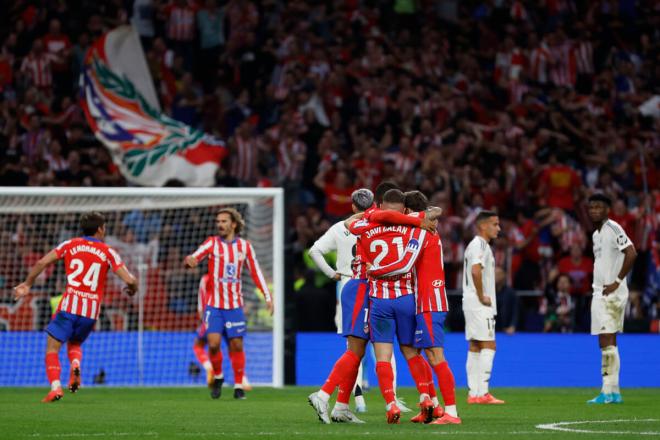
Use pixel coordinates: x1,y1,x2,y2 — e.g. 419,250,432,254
14,212,138,403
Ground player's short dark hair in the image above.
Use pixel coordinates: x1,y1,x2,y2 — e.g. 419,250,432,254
351,188,374,212
217,207,245,235
382,188,405,205
475,210,498,225
404,190,428,212
374,181,400,206
588,193,612,206
80,212,106,236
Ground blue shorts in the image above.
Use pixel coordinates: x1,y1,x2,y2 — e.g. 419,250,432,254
195,322,208,342
414,312,447,349
340,279,370,340
46,311,96,344
204,306,246,339
369,295,416,346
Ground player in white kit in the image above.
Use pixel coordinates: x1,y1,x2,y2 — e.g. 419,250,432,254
586,194,637,404
462,211,505,405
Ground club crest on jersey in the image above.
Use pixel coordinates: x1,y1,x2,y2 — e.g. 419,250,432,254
616,235,627,246
406,239,420,251
225,263,237,277
432,279,444,288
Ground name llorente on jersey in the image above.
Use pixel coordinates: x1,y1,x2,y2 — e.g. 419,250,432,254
364,225,410,239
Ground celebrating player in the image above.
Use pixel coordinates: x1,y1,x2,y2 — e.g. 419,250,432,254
13,212,138,403
192,274,253,390
347,189,437,424
586,194,637,404
368,191,461,424
185,208,273,400
463,210,505,404
307,182,430,423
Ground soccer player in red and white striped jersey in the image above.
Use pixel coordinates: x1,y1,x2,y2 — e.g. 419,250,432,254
348,189,438,424
185,208,273,400
368,191,461,424
14,212,138,403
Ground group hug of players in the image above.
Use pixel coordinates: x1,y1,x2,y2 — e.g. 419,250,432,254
14,182,635,418
306,182,504,425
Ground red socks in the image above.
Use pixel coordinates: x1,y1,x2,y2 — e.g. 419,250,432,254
67,342,82,366
193,343,209,365
434,361,456,406
209,350,223,377
407,355,430,396
336,351,360,404
321,350,360,397
45,352,61,384
423,357,437,399
229,351,246,385
375,361,396,405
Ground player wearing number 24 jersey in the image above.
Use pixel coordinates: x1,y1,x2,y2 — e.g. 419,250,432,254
13,212,138,403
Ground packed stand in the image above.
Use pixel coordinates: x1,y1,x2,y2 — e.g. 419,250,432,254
0,1,658,332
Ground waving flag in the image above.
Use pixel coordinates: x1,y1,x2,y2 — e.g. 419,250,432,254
80,26,227,187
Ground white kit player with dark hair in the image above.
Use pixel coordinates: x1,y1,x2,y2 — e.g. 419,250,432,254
463,211,505,405
586,194,637,404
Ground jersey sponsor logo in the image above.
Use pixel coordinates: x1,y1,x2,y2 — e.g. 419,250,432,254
225,263,237,277
406,239,420,251
616,235,627,246
432,279,444,288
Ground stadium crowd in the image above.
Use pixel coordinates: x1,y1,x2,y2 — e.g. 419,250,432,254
0,0,658,332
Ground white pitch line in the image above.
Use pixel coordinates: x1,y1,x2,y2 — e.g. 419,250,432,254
536,419,660,435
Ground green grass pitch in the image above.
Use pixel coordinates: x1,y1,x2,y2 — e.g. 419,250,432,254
1,387,658,439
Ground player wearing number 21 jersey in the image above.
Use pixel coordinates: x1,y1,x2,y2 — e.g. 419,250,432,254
13,212,138,403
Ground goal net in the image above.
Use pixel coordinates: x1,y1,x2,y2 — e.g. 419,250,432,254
0,188,284,387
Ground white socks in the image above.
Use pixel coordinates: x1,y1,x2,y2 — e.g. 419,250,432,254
51,380,61,391
445,404,458,417
601,345,620,394
466,351,480,397
477,349,495,397
391,354,398,390
202,360,212,372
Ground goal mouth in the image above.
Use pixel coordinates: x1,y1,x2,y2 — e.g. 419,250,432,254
0,187,284,388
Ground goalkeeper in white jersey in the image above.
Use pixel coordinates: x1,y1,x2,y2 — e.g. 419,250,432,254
586,193,637,404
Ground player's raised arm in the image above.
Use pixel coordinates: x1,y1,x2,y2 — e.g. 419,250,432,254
245,241,274,315
13,249,59,300
185,237,214,268
368,229,428,278
343,212,364,230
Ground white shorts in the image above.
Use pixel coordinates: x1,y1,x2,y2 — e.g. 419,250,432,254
334,277,350,334
591,291,628,335
464,308,496,341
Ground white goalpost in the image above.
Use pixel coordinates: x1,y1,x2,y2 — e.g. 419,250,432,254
0,187,284,388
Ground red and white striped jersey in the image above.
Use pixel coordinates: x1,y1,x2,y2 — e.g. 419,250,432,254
165,4,196,41
20,53,55,88
190,237,271,310
349,219,419,299
230,135,259,183
529,44,551,84
369,229,448,313
573,40,594,75
54,237,125,319
549,42,576,87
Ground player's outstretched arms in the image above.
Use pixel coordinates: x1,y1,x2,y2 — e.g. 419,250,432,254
14,250,59,300
184,255,198,268
116,266,138,297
